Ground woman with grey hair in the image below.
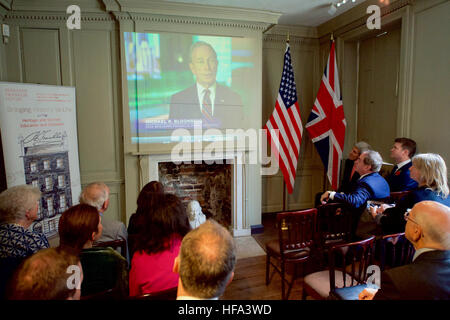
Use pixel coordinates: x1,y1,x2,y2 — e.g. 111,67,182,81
0,185,49,299
371,153,450,234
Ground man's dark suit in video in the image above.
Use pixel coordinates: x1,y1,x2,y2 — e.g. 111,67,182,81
169,41,242,127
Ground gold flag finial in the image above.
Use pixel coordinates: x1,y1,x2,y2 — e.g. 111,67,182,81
331,33,334,41
287,31,290,43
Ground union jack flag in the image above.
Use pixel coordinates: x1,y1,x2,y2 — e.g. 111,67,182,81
305,40,346,190
264,43,303,194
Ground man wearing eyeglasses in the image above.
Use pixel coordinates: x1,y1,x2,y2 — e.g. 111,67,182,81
359,201,450,300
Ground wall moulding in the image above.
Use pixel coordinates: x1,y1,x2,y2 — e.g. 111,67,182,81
103,0,281,25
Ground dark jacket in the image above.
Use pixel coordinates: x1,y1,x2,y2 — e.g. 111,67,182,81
386,161,418,192
374,250,450,300
380,186,450,234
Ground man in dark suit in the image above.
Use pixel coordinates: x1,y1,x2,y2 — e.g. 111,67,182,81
169,41,243,128
320,150,390,233
386,137,418,192
359,201,450,300
339,141,371,193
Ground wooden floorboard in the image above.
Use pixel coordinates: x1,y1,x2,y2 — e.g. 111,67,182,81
221,255,306,300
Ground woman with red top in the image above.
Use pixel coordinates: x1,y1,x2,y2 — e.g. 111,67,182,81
129,193,191,296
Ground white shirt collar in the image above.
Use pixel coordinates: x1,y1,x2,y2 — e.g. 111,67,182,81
412,248,436,262
358,172,373,180
396,159,411,170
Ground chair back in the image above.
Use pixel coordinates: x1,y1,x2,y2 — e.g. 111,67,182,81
329,236,375,291
93,239,127,260
379,232,415,271
387,191,411,204
130,286,178,300
276,208,317,261
81,288,116,300
316,203,353,248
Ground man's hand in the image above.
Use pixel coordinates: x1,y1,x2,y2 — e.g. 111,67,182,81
320,191,330,204
358,288,378,300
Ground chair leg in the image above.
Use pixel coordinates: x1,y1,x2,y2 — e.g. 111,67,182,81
281,261,286,300
285,264,296,300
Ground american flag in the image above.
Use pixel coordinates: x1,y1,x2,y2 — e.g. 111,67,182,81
305,40,346,190
264,43,303,194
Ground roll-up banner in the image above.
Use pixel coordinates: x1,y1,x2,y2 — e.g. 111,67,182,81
0,82,81,238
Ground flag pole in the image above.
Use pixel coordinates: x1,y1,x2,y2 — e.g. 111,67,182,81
282,31,289,212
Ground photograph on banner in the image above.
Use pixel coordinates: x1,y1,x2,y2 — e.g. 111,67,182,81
0,82,81,238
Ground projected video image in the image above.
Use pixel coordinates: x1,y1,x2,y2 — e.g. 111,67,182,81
124,32,257,143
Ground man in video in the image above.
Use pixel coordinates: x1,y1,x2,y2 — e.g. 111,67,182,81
169,41,242,127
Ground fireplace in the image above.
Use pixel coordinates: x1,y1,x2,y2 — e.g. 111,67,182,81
148,152,250,237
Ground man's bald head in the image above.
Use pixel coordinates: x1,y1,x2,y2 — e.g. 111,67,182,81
79,182,110,212
409,201,450,249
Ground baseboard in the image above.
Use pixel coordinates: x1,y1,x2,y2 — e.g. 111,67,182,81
250,224,264,234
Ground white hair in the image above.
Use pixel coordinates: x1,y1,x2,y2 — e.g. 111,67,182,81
79,182,109,211
0,185,41,224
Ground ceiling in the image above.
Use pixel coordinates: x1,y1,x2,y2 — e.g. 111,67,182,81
162,0,369,26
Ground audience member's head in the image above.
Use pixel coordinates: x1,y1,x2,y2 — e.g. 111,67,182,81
410,153,449,198
355,150,383,175
405,201,450,250
79,182,110,214
391,138,416,163
8,247,82,300
58,204,103,252
133,193,191,254
136,180,165,213
0,185,41,228
174,219,236,299
349,141,371,161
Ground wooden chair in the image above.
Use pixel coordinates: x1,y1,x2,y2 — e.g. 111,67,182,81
387,191,411,204
379,232,415,272
303,236,375,300
265,208,317,300
130,286,178,300
93,239,127,261
315,203,353,267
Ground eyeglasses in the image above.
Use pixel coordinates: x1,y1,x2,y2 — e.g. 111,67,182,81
404,210,418,225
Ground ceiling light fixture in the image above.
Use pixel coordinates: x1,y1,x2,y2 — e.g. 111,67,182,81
328,4,337,15
335,0,358,7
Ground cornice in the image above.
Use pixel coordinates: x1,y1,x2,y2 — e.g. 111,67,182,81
126,13,271,31
103,0,281,25
318,0,413,39
4,11,114,22
263,33,319,47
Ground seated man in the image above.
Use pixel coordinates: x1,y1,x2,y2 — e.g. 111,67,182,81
79,182,128,261
359,201,450,300
173,219,236,300
320,150,390,234
386,137,418,192
7,247,82,300
339,141,371,193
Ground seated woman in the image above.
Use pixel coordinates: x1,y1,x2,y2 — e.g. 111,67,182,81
129,194,191,296
128,181,165,235
0,185,49,299
371,153,450,234
58,204,128,298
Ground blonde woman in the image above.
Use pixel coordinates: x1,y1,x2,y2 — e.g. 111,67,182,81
371,153,450,234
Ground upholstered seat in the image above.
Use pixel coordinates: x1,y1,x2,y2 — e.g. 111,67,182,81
266,240,311,260
304,270,354,298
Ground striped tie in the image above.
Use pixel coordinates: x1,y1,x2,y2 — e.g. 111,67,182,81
202,89,213,121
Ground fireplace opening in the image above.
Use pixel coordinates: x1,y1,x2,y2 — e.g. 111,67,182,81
158,161,232,230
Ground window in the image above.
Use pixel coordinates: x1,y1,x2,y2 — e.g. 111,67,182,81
56,158,64,169
59,194,66,211
47,198,53,215
43,160,50,170
45,176,53,190
30,161,37,172
58,175,65,188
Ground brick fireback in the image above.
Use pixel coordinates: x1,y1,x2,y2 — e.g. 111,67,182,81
158,162,232,229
